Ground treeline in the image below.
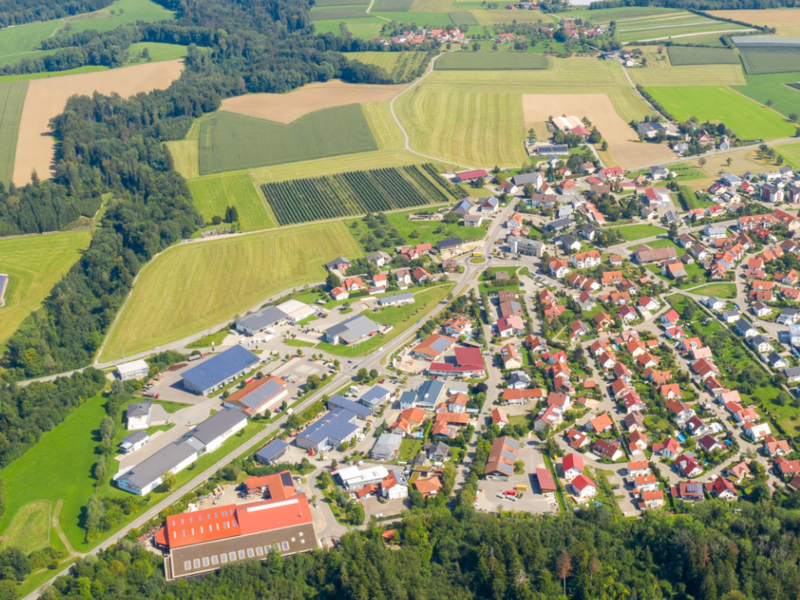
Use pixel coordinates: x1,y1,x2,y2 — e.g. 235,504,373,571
636,84,675,121
0,0,111,27
0,369,106,467
0,180,102,237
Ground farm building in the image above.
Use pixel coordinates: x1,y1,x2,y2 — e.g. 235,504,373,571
453,169,489,183
157,486,316,582
181,345,260,396
255,439,289,464
324,315,379,345
377,292,414,307
236,306,289,335
295,408,360,453
117,359,150,381
223,376,288,416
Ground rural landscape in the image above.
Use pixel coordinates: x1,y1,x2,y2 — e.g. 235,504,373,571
3,0,800,598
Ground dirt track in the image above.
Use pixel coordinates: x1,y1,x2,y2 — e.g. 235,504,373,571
13,60,184,185
522,93,674,169
219,80,408,124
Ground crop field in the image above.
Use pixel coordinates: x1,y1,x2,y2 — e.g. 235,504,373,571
666,46,740,65
412,0,453,10
101,221,364,360
394,84,527,167
371,11,454,25
628,64,744,86
475,10,551,24
124,42,188,65
188,172,276,231
315,0,368,5
732,72,800,120
435,51,548,70
363,102,405,150
260,164,458,225
0,81,27,185
14,60,183,185
740,49,800,75
709,9,800,38
1,500,50,553
448,11,480,25
372,0,414,10
779,142,800,169
219,80,406,124
617,18,749,44
310,6,369,20
199,106,377,175
522,93,673,168
66,0,175,33
559,6,678,25
345,52,426,81
0,230,92,350
645,85,795,140
313,18,385,39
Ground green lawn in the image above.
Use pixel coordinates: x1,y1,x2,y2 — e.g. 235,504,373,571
398,439,423,462
123,42,188,66
645,85,795,140
779,141,800,169
689,283,737,298
610,224,667,242
187,171,277,231
186,327,231,349
285,339,317,348
0,80,27,185
372,286,452,326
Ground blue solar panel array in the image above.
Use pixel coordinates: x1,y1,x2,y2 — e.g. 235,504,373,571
430,336,454,353
327,395,373,418
181,345,259,393
237,379,285,412
256,439,288,464
359,385,390,407
297,408,358,445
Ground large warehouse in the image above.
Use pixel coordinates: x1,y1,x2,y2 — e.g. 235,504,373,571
295,408,359,453
155,472,317,582
181,345,260,396
324,315,379,346
236,306,289,335
223,376,288,416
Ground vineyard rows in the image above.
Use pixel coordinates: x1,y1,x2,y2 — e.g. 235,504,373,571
261,165,459,226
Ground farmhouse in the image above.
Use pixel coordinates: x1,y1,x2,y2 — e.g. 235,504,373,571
181,345,260,396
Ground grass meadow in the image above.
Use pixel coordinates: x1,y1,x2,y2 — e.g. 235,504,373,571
101,221,364,360
0,500,51,553
345,51,426,81
0,80,27,184
732,72,800,120
198,106,378,174
309,6,370,20
187,171,276,231
312,18,384,39
617,18,746,43
666,46,740,66
740,49,800,75
629,64,745,86
363,102,405,150
0,230,92,351
645,85,795,140
123,42,188,66
164,139,199,178
66,0,175,34
0,20,62,63
778,142,800,169
434,51,549,70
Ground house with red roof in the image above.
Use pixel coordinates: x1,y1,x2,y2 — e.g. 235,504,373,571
562,453,583,481
652,437,680,459
570,474,597,498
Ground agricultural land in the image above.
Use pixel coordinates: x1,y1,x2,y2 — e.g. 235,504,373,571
345,51,427,81
0,80,27,184
187,172,277,231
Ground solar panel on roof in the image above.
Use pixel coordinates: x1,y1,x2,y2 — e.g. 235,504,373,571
256,439,288,462
430,337,453,353
297,409,358,444
181,346,259,392
280,472,293,487
501,450,517,462
505,438,521,448
237,379,285,411
360,386,389,405
497,463,513,475
327,395,373,417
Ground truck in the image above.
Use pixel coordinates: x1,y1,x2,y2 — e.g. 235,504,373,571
142,392,160,399
188,353,204,362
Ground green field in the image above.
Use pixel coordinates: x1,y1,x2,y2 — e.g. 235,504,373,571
0,395,107,551
689,283,737,298
434,51,549,70
608,224,666,242
346,51,426,82
310,5,369,20
1,500,50,553
0,20,62,64
313,18,385,39
645,85,795,140
188,172,276,231
372,0,413,10
0,80,27,184
740,48,800,75
629,64,744,87
448,11,479,25
164,139,199,178
363,102,405,150
0,230,92,351
0,65,108,83
101,221,365,360
315,0,369,5
667,46,740,65
123,42,188,66
558,6,678,25
732,72,800,120
617,16,747,44
348,205,484,248
66,0,175,34
372,11,453,25
260,165,458,225
778,141,800,169
198,106,378,175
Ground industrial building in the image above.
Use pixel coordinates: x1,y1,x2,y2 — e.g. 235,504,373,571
377,293,414,307
324,315,379,346
223,376,288,416
116,359,150,381
359,385,391,409
255,439,289,465
276,299,315,322
294,408,359,453
326,395,373,420
336,465,390,490
181,345,260,396
399,379,446,410
236,306,288,335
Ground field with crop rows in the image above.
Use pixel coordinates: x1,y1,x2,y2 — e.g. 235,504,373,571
740,48,800,75
629,64,744,86
346,51,426,81
667,46,740,65
372,0,413,9
198,105,378,175
435,51,548,70
188,172,276,231
261,164,458,225
448,11,479,25
315,0,368,5
732,72,800,120
559,6,678,25
645,85,794,140
0,81,27,185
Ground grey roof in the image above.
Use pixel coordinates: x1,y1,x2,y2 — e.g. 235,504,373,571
121,430,148,445
325,314,379,344
430,336,454,353
237,306,289,331
325,257,350,269
296,408,358,445
511,172,541,186
127,401,152,419
372,433,403,457
546,218,573,231
768,352,786,365
118,439,200,490
559,234,578,246
782,308,800,317
255,439,288,463
736,318,755,332
181,345,259,392
400,391,417,406
186,408,248,447
784,366,800,378
425,440,451,458
378,292,414,306
508,371,531,385
723,309,740,319
453,198,474,215
327,394,373,418
437,237,462,249
360,385,390,406
410,379,445,408
234,378,286,412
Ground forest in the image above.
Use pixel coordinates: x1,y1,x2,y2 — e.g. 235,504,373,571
0,0,112,27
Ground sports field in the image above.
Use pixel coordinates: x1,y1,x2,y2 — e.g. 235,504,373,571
218,80,406,123
434,52,549,70
666,46,740,66
0,230,92,350
14,60,183,185
522,94,673,168
0,81,27,184
709,9,800,38
732,73,800,120
628,64,745,87
101,221,365,360
198,106,378,175
345,52,427,81
187,172,276,231
645,85,795,140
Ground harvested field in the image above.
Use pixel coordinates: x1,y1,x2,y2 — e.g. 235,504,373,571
522,93,673,169
435,51,549,70
218,80,407,123
101,221,365,360
0,81,28,185
628,63,745,86
363,102,405,150
708,9,800,38
13,59,183,185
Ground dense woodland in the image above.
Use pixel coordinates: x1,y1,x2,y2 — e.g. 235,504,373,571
0,0,112,27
